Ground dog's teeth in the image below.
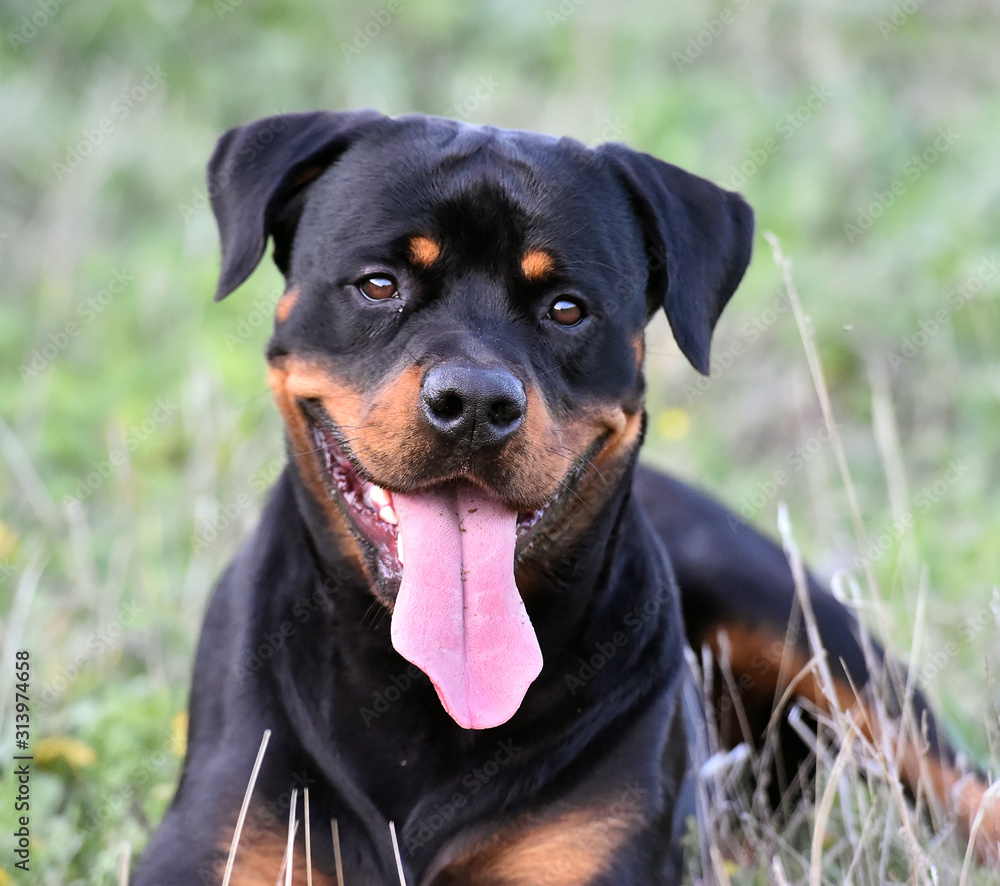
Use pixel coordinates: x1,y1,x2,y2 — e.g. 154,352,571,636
368,484,398,524
370,484,391,509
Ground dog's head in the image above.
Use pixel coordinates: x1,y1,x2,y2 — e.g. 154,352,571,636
208,110,753,729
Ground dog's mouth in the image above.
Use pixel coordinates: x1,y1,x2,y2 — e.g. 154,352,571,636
303,400,573,731
306,410,551,569
309,414,404,584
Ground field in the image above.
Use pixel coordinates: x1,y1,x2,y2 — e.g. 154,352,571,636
1,0,998,882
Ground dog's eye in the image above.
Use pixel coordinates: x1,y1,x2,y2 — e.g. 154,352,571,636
358,275,398,301
547,298,585,327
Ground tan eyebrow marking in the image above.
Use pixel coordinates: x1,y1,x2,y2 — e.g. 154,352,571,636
408,236,441,268
521,249,555,281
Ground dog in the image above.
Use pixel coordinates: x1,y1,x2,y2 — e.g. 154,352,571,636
133,111,998,885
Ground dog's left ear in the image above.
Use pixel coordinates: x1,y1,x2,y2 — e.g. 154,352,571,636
598,144,754,375
207,110,386,301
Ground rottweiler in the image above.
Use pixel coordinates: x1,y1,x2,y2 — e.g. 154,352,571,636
133,111,998,885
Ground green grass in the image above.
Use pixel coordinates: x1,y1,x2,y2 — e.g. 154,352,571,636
1,0,998,881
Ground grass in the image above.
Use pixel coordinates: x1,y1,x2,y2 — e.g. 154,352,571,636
1,0,999,882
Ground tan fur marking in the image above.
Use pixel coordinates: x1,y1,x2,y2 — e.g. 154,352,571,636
275,288,300,324
219,828,333,886
520,249,554,281
703,624,1000,864
287,164,328,190
266,359,368,575
437,804,642,885
632,333,645,368
409,235,441,268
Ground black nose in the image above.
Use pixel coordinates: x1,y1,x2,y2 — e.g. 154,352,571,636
420,364,527,450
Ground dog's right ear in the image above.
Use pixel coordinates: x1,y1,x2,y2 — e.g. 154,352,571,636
207,110,385,301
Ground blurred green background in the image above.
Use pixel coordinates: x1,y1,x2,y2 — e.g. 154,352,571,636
1,0,998,880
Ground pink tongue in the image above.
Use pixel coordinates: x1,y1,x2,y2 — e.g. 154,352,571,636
389,483,543,730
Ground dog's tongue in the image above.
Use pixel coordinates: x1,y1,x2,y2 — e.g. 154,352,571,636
390,483,542,730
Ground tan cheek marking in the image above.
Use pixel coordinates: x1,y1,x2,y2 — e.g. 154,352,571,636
267,356,427,541
266,358,367,574
409,235,441,268
703,624,1000,865
521,249,554,281
439,804,642,885
591,407,639,469
562,407,641,521
275,288,300,324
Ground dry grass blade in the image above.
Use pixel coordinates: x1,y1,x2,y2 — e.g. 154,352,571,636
771,855,792,886
0,549,42,738
708,843,733,885
389,821,408,886
285,787,299,886
118,842,132,886
764,232,876,593
777,504,837,705
959,778,1000,886
304,787,313,886
275,821,300,886
331,819,345,886
221,728,272,886
810,727,857,886
0,414,61,530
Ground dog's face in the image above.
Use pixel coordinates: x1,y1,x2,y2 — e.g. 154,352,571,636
209,111,752,728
